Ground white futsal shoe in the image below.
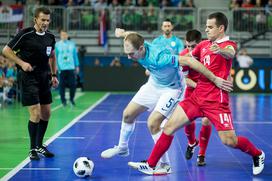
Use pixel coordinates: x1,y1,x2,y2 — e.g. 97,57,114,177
252,151,265,175
101,145,129,158
128,161,171,175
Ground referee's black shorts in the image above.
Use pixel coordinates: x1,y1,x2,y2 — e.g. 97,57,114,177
19,70,52,106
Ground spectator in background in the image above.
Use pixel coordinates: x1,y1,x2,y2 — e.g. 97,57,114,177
110,57,122,67
265,0,272,15
147,4,158,32
255,0,262,7
94,0,107,9
147,0,159,6
94,58,103,67
109,0,121,8
241,0,254,8
160,0,170,8
256,10,267,32
55,30,79,107
236,48,254,68
183,0,195,7
229,0,240,9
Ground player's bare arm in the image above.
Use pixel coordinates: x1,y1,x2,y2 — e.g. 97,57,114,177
210,43,236,59
2,45,33,72
49,50,59,88
185,77,197,88
179,56,233,92
115,28,137,38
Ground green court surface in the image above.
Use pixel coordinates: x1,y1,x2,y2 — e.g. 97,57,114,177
0,91,107,178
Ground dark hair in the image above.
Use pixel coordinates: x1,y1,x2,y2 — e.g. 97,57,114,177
34,6,51,18
185,29,202,43
124,33,144,50
162,18,172,24
208,12,228,31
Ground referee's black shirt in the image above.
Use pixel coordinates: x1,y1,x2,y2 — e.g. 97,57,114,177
7,27,56,72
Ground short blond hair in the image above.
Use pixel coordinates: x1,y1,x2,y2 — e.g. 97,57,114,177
124,33,144,50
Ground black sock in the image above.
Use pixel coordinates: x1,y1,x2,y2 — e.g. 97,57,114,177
36,119,49,147
28,121,38,149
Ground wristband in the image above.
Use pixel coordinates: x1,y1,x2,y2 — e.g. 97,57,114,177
52,74,57,77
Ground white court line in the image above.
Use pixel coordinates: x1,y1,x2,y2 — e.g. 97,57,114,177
1,93,110,181
78,120,272,124
22,168,61,171
22,137,85,140
0,168,60,171
79,120,145,123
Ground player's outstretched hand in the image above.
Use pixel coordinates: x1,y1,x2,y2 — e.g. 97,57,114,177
214,77,233,92
115,28,125,38
209,43,221,54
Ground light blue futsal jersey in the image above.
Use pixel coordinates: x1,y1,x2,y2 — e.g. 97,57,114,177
152,35,184,55
138,42,183,89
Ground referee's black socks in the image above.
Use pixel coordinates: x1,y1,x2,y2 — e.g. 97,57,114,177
37,119,49,147
28,121,38,150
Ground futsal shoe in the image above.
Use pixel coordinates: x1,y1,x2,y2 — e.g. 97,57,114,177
29,149,40,160
128,161,169,175
37,145,55,158
128,161,172,173
185,140,199,160
252,151,265,175
101,145,129,158
197,155,206,166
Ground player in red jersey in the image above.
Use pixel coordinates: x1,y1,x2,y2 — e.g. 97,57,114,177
180,30,212,166
128,12,265,176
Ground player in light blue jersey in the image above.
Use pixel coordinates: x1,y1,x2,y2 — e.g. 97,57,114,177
152,19,184,55
101,28,232,173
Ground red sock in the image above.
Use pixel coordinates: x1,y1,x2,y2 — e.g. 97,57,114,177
198,124,212,156
184,121,196,145
235,136,262,157
147,132,174,167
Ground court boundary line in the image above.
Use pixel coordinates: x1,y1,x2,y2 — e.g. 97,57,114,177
78,120,272,124
1,93,110,181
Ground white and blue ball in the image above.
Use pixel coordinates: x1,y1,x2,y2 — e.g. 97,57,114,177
73,157,94,177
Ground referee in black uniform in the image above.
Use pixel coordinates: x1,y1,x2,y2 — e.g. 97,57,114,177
2,7,59,160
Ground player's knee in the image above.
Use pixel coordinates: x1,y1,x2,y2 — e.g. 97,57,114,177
122,111,134,124
220,137,236,147
41,110,51,120
30,112,40,122
201,117,210,126
148,122,160,134
163,123,175,135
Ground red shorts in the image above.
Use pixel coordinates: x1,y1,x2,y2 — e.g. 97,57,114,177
179,95,234,131
184,88,194,99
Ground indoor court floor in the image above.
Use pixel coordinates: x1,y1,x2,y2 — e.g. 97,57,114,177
1,92,272,181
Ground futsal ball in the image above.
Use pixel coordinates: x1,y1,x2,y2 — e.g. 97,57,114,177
73,157,94,178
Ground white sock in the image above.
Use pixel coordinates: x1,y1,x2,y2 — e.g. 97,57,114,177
118,121,135,149
152,129,170,164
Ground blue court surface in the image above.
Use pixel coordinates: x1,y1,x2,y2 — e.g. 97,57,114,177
3,93,272,181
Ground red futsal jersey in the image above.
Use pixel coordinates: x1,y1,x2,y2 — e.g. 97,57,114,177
179,36,237,131
191,37,237,105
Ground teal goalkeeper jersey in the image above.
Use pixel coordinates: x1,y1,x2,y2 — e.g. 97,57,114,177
138,42,183,89
55,40,79,71
152,35,184,55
